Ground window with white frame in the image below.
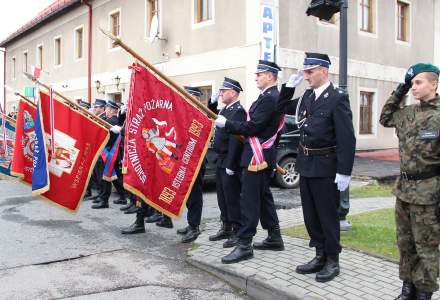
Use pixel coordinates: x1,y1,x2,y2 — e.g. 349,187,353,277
359,91,374,134
110,10,121,48
54,37,62,66
146,0,159,33
37,45,43,69
75,27,83,59
396,1,410,42
195,0,213,23
359,0,375,33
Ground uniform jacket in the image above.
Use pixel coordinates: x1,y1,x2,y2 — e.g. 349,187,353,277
380,94,440,205
212,101,246,170
278,83,356,177
225,85,282,168
105,115,120,149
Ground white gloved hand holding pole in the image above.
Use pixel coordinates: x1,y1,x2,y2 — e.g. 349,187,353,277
334,173,351,191
110,125,122,134
215,115,227,128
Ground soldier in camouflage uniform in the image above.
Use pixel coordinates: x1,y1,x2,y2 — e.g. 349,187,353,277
380,63,440,300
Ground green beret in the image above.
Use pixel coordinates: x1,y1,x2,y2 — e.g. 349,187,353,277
405,63,440,83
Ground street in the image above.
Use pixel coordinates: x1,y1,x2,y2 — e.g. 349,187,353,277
0,179,301,299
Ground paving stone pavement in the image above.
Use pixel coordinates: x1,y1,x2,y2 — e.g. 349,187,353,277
188,197,440,300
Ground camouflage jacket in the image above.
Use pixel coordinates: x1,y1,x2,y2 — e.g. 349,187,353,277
379,94,440,205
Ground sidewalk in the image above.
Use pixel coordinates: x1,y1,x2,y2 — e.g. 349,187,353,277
187,197,440,300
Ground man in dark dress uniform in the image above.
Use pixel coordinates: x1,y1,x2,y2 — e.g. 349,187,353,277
277,53,356,282
215,60,285,264
207,78,246,248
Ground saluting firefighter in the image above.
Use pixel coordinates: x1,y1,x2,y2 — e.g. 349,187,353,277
380,64,440,300
207,78,246,248
215,60,285,264
277,53,356,282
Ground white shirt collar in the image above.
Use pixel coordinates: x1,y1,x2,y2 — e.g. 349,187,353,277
225,99,240,110
261,83,277,94
313,81,331,100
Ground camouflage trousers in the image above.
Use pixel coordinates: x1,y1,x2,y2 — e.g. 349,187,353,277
396,198,440,292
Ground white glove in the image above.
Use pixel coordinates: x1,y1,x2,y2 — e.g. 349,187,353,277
334,173,351,191
120,104,127,114
286,70,304,88
110,125,122,134
215,115,227,128
210,90,220,103
225,168,235,176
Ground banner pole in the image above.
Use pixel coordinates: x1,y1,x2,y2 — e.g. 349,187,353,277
99,28,217,120
23,73,111,129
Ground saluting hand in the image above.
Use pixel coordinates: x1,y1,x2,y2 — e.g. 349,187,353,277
215,115,227,128
286,69,304,88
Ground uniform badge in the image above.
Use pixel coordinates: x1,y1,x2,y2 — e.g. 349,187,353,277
324,92,329,98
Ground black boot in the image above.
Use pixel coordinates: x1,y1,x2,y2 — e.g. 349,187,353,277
156,215,173,228
253,226,284,251
120,199,133,211
124,205,140,214
113,197,127,205
315,254,340,282
181,226,200,243
121,212,146,234
221,238,254,264
84,189,92,198
145,212,163,223
296,249,326,274
87,194,101,201
177,225,190,235
394,282,416,300
209,223,232,241
91,200,109,209
415,290,432,300
223,234,239,248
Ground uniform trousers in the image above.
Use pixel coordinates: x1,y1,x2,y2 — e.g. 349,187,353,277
186,172,204,227
300,176,341,255
396,198,440,292
215,167,242,231
237,168,279,240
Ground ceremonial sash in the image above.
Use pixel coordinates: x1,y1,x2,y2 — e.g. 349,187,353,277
248,114,285,172
102,134,121,182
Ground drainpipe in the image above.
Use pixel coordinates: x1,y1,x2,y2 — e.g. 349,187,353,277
83,0,92,104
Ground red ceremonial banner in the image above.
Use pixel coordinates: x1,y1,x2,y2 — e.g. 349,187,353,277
123,64,213,218
11,99,37,184
36,91,109,211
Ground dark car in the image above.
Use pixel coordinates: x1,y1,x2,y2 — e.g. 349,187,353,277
204,115,300,189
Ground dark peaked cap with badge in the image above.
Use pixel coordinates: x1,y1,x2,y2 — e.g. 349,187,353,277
303,52,331,70
94,98,107,107
79,100,91,110
255,60,282,74
219,77,243,93
184,86,203,99
106,100,120,110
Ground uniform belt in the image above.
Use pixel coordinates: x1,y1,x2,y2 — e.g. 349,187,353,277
400,168,440,181
300,144,336,156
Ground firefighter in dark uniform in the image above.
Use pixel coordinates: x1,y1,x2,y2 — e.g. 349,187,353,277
215,60,285,264
277,53,356,282
92,100,124,209
85,99,107,200
175,86,207,243
207,78,246,248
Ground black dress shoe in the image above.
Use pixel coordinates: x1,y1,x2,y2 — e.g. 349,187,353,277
181,226,200,243
84,190,92,198
253,227,284,251
415,290,432,300
120,202,133,211
121,221,145,234
91,201,109,209
223,235,239,248
145,213,163,223
87,194,100,201
113,198,127,205
124,205,140,214
395,281,416,300
156,216,173,228
296,249,326,274
177,225,190,235
209,224,232,241
315,255,340,282
221,241,253,264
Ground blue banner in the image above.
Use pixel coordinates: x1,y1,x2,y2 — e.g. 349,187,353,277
32,100,50,195
0,117,16,177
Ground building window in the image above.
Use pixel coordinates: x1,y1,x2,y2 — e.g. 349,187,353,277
360,0,374,33
397,1,410,42
23,51,28,73
75,27,83,59
37,45,43,69
195,0,213,23
110,10,121,48
359,91,374,134
12,57,16,80
146,0,159,32
54,37,61,66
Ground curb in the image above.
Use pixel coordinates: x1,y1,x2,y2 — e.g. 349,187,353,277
186,257,323,300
